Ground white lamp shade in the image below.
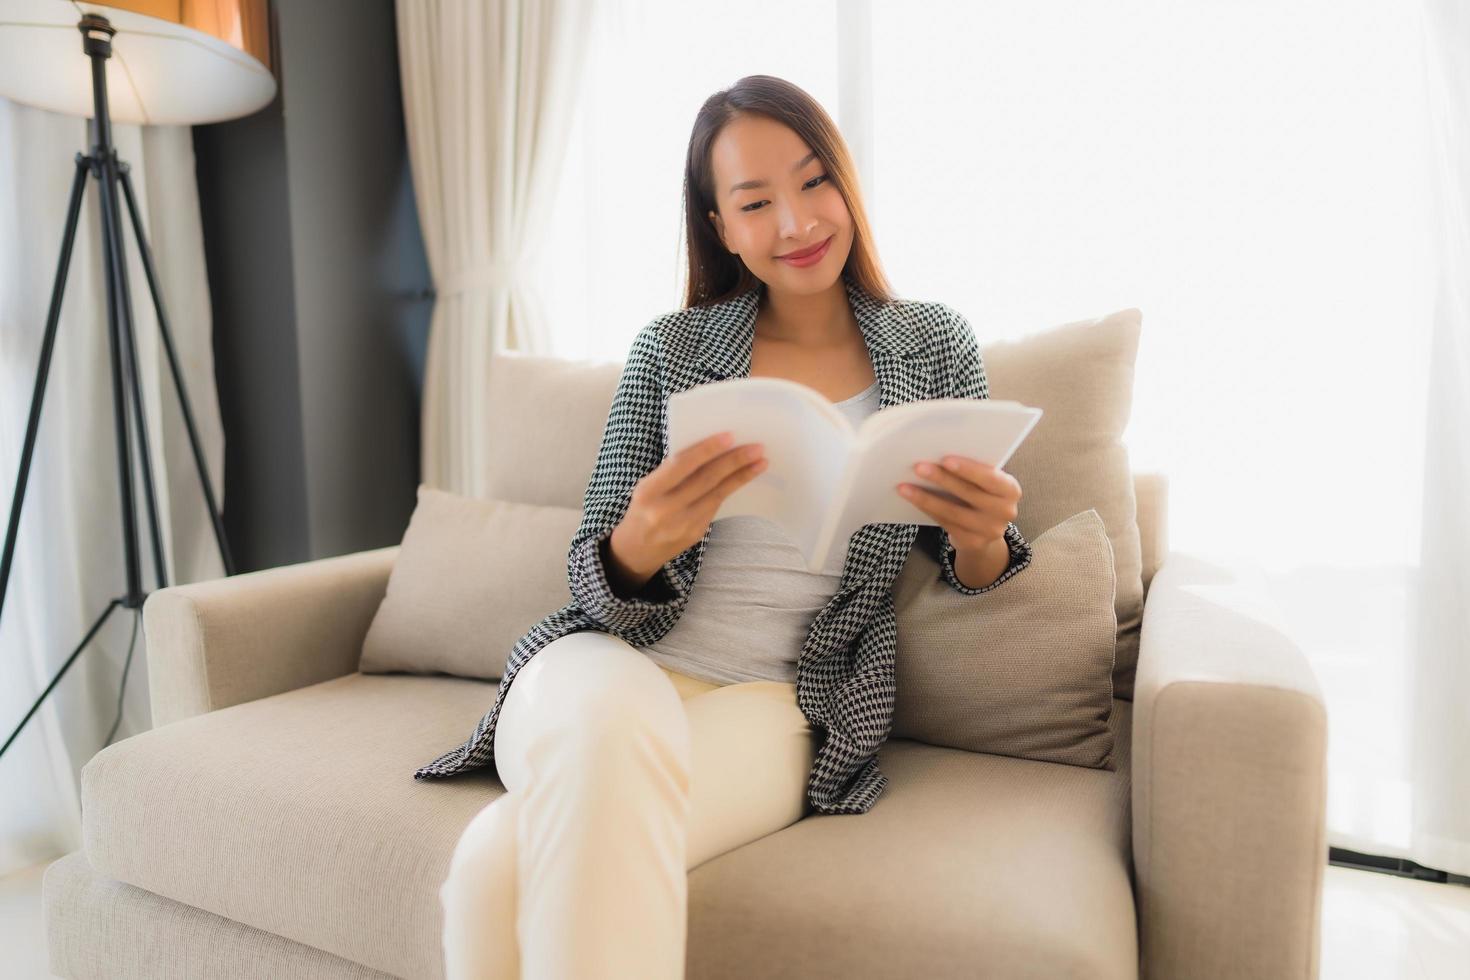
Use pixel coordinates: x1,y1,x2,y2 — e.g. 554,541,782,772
0,0,276,126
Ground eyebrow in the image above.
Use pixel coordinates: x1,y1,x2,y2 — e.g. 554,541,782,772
728,151,819,195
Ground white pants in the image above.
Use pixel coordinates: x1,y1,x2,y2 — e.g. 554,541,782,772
438,630,819,980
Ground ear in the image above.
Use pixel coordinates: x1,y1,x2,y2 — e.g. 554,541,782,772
707,210,729,253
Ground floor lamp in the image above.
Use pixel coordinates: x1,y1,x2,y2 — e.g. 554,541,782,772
0,0,276,761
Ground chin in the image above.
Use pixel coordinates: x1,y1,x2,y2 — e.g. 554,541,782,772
771,269,839,294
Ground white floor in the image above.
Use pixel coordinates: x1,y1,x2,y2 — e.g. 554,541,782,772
4,858,1468,978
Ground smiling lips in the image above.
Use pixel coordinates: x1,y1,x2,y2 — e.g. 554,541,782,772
778,235,833,264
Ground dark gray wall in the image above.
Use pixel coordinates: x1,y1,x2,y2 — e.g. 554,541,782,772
193,0,431,572
194,76,310,572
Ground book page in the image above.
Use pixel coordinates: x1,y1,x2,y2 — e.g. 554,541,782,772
825,399,1043,545
666,378,855,565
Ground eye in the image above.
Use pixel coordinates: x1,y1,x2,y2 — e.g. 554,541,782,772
739,174,831,213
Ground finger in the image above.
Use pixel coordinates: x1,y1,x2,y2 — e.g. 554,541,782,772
897,483,989,535
693,455,768,512
910,460,989,510
937,456,1019,499
672,441,764,507
913,477,1017,526
647,431,738,493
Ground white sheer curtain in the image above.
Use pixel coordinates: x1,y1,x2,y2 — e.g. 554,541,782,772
1408,0,1469,879
0,98,224,879
395,0,595,496
537,0,840,362
533,1,1467,874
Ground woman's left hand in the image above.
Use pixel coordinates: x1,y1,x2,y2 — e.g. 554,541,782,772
896,455,1021,551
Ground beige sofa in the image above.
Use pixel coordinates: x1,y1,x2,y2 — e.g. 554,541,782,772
43,344,1328,979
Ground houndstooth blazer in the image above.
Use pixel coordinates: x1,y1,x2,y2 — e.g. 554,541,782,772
412,273,1034,815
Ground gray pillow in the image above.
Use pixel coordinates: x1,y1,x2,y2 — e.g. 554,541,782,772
358,485,581,680
892,509,1118,770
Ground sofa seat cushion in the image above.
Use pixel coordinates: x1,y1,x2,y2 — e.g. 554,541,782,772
686,699,1137,980
81,672,506,980
82,671,1135,980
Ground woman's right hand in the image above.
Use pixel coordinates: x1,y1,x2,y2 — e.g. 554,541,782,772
608,431,767,581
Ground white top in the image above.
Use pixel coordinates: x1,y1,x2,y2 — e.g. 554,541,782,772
639,379,883,685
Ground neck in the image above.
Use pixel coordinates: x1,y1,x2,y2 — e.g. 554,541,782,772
756,279,856,346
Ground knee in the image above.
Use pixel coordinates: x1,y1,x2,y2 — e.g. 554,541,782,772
442,793,520,901
519,634,689,751
556,676,691,772
523,631,682,725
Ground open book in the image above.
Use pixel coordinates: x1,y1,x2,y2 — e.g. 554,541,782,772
666,377,1043,573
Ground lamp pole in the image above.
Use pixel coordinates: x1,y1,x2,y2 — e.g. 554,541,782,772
0,13,236,761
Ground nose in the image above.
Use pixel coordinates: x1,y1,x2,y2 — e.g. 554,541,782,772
777,195,818,241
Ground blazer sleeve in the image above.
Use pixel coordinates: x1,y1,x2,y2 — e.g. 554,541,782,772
566,318,691,636
933,304,1035,595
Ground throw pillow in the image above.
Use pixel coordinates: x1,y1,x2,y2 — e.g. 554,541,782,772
893,509,1118,770
358,485,581,681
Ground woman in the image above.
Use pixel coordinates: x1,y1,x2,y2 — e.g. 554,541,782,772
427,75,1033,979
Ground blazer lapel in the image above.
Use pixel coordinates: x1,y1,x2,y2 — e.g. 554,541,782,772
671,274,934,591
686,275,930,403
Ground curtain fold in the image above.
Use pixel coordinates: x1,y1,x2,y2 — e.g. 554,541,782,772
1408,0,1470,878
0,98,224,878
395,0,595,495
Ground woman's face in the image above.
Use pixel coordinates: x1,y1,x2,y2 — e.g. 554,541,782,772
706,114,853,295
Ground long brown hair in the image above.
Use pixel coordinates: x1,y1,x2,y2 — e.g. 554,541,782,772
680,75,895,311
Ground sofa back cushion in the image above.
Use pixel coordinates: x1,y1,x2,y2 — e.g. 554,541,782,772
477,354,624,509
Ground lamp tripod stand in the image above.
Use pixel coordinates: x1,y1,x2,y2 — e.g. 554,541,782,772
0,14,235,762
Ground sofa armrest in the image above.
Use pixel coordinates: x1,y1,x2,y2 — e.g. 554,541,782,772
142,545,400,728
1132,551,1328,980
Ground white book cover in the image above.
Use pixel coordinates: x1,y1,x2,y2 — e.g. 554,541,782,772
666,377,1043,573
